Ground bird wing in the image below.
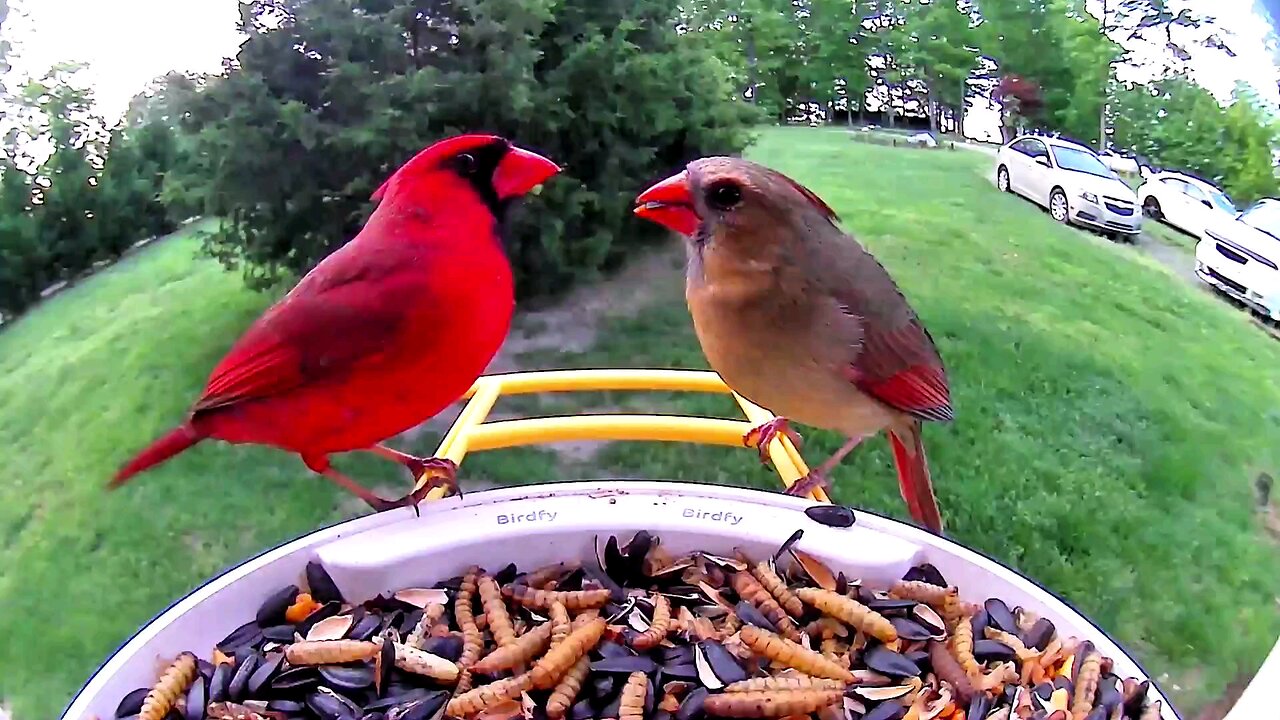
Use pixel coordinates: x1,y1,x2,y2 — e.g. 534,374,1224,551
826,252,954,424
192,244,427,414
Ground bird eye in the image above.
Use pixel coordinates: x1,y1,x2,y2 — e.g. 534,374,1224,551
456,153,477,175
706,181,742,211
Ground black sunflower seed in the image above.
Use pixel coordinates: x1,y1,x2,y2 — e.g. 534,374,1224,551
804,504,855,527
248,651,284,694
319,664,375,690
208,662,232,702
662,645,695,664
227,651,260,701
866,597,917,613
675,687,708,720
1020,617,1056,651
255,584,300,627
598,640,635,658
970,608,990,639
377,636,395,695
591,675,617,699
904,649,930,666
395,691,449,720
260,624,297,642
115,687,148,718
1124,680,1150,716
698,641,747,684
348,613,382,641
306,560,344,604
216,620,263,654
835,572,849,595
363,688,431,711
183,675,207,720
773,529,804,562
863,701,907,720
266,698,305,713
734,600,776,632
973,639,1016,663
863,645,920,677
1096,675,1123,711
600,695,623,718
1085,707,1109,720
569,698,595,720
902,563,947,587
591,655,658,673
889,617,934,641
306,688,359,720
494,562,520,585
297,600,343,636
196,659,215,681
984,598,1018,634
967,693,991,720
271,665,320,692
662,662,699,680
399,608,424,635
420,634,463,662
1054,675,1073,693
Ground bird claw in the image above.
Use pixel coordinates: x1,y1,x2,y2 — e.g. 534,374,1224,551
784,471,830,498
407,457,462,498
743,417,803,465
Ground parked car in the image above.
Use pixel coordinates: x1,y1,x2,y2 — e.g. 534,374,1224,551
1098,149,1140,176
1195,198,1280,322
1136,171,1238,239
995,134,1142,241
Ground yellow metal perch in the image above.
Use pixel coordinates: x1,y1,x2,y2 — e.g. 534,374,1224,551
414,368,829,504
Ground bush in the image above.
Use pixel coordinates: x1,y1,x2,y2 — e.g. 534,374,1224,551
171,0,761,297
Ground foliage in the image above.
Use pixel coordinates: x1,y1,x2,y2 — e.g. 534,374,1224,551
166,0,759,296
0,64,183,320
1111,78,1280,203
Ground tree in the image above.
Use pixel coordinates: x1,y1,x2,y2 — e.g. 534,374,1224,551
888,0,978,133
169,0,760,296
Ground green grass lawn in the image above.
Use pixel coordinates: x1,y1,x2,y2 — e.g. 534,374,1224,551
2,127,1279,717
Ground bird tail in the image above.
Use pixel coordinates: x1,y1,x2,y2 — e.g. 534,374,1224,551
888,422,945,535
109,423,204,489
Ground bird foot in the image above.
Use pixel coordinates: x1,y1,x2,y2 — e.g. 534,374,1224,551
784,471,830,498
743,417,803,465
405,457,462,499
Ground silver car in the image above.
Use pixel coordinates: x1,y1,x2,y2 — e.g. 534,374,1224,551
995,134,1142,241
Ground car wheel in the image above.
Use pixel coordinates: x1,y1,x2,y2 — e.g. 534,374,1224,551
997,166,1011,193
1050,188,1070,224
1142,197,1163,220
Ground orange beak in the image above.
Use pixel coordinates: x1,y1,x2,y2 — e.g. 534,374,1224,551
634,170,700,236
493,146,561,200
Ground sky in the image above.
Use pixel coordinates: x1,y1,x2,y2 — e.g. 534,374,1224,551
2,0,1280,140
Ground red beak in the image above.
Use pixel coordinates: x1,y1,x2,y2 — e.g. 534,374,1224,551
634,170,700,236
493,146,561,200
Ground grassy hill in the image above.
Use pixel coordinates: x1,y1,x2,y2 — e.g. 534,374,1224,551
1,127,1278,717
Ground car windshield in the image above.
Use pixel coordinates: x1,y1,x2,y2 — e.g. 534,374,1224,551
1209,190,1237,214
1050,145,1113,178
1237,201,1280,242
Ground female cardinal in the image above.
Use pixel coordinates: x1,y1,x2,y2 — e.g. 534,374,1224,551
633,157,952,534
111,134,560,511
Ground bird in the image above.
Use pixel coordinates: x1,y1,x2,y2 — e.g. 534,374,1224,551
633,156,952,533
110,134,561,512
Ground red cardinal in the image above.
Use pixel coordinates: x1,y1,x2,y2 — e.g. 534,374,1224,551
633,157,951,533
111,134,560,511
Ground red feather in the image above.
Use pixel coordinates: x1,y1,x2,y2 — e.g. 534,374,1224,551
844,320,953,423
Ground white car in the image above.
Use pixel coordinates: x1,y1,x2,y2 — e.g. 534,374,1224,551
1098,149,1140,176
1195,198,1280,321
995,134,1142,240
1136,171,1238,239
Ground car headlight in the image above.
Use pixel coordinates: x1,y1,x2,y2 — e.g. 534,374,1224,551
1080,192,1098,204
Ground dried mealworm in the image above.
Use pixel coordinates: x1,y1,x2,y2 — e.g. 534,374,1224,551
732,571,803,642
406,602,447,650
545,656,591,719
446,671,534,716
139,651,197,720
531,616,607,689
503,583,612,611
457,567,485,672
795,587,898,644
928,640,975,703
480,575,517,648
750,560,805,617
472,621,553,675
631,593,672,650
702,689,843,718
979,662,1018,694
1071,651,1102,720
724,676,846,693
984,626,1040,663
738,625,855,682
619,671,648,720
549,601,571,648
393,642,461,682
284,639,379,665
805,617,846,640
720,611,742,639
889,579,958,607
819,635,850,670
951,615,981,678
